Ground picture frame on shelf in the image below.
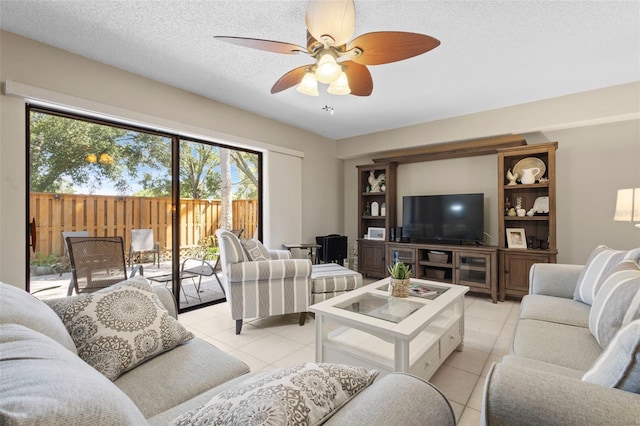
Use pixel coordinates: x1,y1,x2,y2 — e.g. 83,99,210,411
506,228,527,249
367,227,386,241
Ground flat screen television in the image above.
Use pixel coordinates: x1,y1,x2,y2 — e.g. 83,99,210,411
402,193,484,245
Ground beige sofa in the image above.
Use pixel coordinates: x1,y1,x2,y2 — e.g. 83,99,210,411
482,247,640,426
0,279,456,425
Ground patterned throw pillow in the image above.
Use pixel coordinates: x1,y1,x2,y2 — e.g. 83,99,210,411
583,320,640,392
170,363,379,426
589,260,640,348
574,246,634,304
241,239,271,261
47,276,194,381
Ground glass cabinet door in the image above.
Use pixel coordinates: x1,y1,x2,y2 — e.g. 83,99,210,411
456,253,489,287
388,246,416,278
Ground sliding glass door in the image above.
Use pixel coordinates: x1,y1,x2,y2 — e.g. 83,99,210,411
177,139,260,311
27,106,261,312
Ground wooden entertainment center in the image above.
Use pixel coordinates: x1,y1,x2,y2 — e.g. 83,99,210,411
356,137,557,304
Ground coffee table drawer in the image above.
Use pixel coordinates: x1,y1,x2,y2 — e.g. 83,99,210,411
409,341,440,380
440,320,462,359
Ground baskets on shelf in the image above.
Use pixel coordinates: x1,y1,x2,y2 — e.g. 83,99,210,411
426,269,446,280
428,251,448,263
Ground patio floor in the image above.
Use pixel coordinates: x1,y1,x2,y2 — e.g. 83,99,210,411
30,260,226,310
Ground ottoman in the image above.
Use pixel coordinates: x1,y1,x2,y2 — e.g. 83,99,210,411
310,263,363,304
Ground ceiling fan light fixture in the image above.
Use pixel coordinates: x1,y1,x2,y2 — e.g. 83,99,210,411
315,51,341,84
327,71,351,95
296,71,319,96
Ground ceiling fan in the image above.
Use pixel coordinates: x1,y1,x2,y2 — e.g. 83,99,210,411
214,0,440,97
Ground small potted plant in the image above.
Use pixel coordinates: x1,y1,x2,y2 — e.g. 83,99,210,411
30,252,58,276
388,261,411,297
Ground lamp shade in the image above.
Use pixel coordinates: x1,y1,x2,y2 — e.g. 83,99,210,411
327,71,351,95
315,52,342,84
296,72,319,96
614,188,640,223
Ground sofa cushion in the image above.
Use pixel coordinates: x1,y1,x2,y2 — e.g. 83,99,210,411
582,320,640,392
574,245,630,304
498,354,585,379
589,260,640,348
0,282,77,354
115,338,250,418
147,372,262,425
512,319,602,371
47,276,193,380
519,294,590,328
169,363,378,426
240,238,271,261
0,323,147,425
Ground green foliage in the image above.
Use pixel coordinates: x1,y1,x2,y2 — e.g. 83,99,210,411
231,151,259,199
29,111,260,201
204,246,219,259
179,142,221,199
30,252,58,266
388,261,411,279
30,111,169,194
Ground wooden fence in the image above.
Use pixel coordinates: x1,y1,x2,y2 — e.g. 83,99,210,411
30,193,258,258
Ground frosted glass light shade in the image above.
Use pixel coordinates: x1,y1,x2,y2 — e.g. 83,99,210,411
327,71,351,95
315,52,342,84
296,72,319,96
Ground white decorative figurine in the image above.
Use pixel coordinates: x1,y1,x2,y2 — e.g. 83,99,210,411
368,171,386,193
506,169,519,186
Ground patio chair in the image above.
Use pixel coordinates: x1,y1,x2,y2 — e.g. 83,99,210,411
215,229,311,334
66,236,143,296
129,229,160,268
59,231,89,276
176,257,219,302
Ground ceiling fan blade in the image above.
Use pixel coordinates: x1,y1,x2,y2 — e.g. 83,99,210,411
342,61,373,96
271,65,310,94
347,32,441,65
215,36,307,54
306,0,355,47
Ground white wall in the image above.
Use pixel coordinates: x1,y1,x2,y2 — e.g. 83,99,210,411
396,155,498,244
0,30,343,289
529,121,640,262
336,82,639,160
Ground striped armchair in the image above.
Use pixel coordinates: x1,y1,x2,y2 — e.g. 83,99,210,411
215,229,312,334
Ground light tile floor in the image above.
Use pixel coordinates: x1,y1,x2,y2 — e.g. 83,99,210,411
178,287,520,426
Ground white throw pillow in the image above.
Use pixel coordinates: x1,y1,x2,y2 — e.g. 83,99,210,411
574,246,635,305
240,238,271,261
583,319,640,392
170,363,378,426
589,260,640,348
47,276,193,380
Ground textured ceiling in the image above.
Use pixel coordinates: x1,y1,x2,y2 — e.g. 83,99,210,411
1,0,639,140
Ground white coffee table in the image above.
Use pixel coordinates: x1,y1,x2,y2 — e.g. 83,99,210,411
309,278,468,380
